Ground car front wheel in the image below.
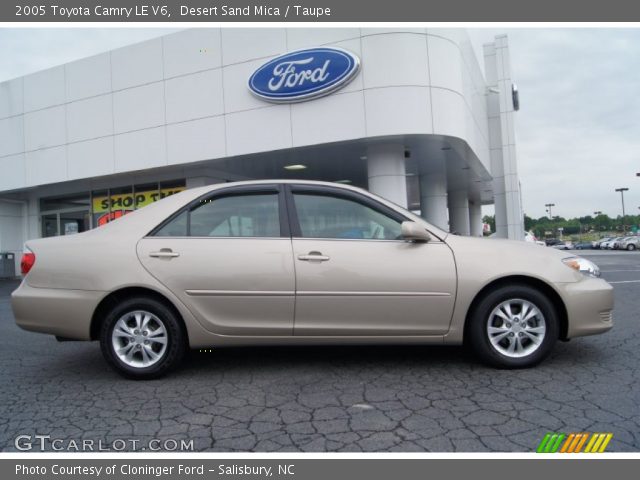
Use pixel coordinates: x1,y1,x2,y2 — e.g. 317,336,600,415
100,296,186,379
468,285,558,368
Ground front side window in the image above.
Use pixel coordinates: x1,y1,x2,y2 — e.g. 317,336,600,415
155,193,280,238
293,193,402,240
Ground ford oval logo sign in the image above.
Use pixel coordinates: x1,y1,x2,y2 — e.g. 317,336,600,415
248,47,360,103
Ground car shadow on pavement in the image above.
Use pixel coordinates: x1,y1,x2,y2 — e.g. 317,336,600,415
182,344,476,373
6,330,613,382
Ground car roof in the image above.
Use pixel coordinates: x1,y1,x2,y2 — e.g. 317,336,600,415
77,178,449,241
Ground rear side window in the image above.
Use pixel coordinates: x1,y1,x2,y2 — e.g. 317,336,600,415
155,211,187,237
153,193,281,238
190,194,279,237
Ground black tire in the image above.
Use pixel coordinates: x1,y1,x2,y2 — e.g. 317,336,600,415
467,284,559,368
100,296,186,379
627,244,636,251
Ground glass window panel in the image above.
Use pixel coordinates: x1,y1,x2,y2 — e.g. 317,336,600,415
154,211,188,237
293,194,402,240
60,211,90,235
40,193,90,212
41,214,58,238
158,179,186,203
189,194,280,238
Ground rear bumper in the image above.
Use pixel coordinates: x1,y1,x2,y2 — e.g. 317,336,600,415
558,277,614,338
11,280,104,340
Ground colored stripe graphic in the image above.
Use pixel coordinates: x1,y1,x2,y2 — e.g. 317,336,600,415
537,433,565,453
573,433,589,453
537,433,613,453
585,433,613,453
549,433,566,452
537,433,552,453
597,433,613,453
584,433,598,453
560,433,575,453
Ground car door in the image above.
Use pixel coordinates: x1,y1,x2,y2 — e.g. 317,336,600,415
137,185,295,336
287,185,457,336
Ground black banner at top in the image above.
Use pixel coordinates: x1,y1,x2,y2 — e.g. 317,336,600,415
3,0,640,22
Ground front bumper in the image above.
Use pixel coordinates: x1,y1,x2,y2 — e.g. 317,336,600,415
11,280,104,340
557,276,614,338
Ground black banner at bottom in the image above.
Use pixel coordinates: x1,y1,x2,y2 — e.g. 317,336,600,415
3,459,638,480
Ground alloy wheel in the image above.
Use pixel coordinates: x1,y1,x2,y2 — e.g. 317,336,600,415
111,310,168,368
486,299,547,358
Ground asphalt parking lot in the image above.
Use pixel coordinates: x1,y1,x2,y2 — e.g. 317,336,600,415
0,250,638,452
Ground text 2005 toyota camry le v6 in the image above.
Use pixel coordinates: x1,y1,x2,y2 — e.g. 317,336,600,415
12,181,613,379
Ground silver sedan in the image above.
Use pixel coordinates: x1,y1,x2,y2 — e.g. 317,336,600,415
12,181,614,378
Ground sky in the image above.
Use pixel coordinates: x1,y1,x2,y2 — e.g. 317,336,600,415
1,27,638,219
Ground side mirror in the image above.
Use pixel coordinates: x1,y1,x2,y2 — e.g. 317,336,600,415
401,221,431,243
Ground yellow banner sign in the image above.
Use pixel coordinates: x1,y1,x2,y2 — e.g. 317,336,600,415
92,187,185,214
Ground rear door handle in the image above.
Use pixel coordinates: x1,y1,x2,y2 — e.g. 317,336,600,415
298,251,330,262
149,249,180,258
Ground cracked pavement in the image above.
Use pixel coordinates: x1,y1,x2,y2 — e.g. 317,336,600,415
0,251,638,452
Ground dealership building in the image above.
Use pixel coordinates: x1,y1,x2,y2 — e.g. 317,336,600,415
0,28,523,274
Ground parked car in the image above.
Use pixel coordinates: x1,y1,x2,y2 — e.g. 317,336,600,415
551,241,574,250
593,237,612,249
545,238,563,247
574,242,592,250
606,237,625,250
525,231,546,246
620,237,639,251
11,181,614,379
600,237,621,250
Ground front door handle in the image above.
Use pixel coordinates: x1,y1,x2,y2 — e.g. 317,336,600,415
149,249,180,258
298,251,330,262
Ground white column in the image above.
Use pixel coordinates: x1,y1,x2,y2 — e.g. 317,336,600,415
366,144,407,208
448,189,470,235
484,36,524,240
469,200,483,237
419,158,448,230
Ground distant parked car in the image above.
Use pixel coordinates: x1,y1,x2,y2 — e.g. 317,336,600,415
610,237,626,250
545,238,563,247
621,237,639,251
593,237,612,249
600,238,615,250
601,237,623,250
574,242,592,250
599,239,611,249
551,241,574,250
525,231,545,246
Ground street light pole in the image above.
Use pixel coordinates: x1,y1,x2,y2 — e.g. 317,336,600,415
615,188,629,218
545,203,555,220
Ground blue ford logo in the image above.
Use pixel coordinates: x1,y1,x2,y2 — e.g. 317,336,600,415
248,47,360,103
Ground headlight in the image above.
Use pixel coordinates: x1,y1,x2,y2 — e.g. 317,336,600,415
562,257,600,277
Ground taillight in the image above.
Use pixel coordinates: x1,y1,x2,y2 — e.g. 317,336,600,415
21,249,35,275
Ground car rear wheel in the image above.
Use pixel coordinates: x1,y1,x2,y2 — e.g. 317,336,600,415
627,244,636,251
100,296,186,379
468,285,558,368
